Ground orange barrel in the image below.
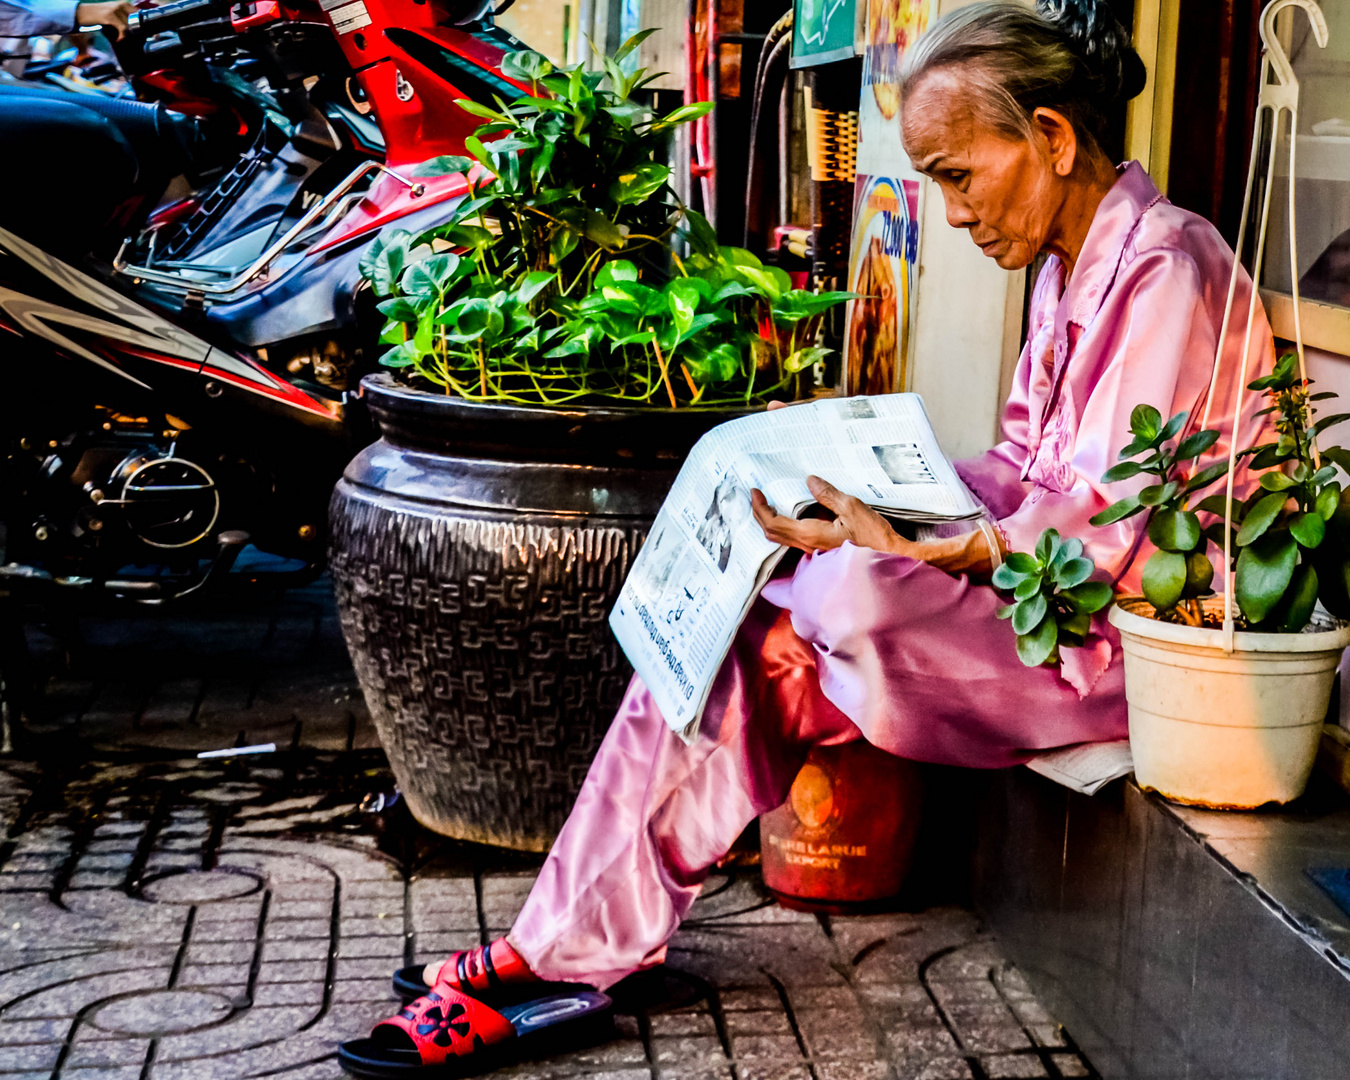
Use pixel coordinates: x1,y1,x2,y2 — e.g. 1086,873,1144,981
759,741,923,912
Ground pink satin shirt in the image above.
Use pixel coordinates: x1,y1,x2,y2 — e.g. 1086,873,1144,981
958,160,1274,595
756,161,1274,762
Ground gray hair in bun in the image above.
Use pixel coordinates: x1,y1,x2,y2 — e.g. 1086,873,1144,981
898,0,1147,158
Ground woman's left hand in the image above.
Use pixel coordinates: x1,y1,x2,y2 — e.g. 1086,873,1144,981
752,475,917,556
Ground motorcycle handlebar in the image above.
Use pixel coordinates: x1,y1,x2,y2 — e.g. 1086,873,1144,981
127,0,228,39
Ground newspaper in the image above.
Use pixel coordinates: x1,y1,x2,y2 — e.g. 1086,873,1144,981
609,394,982,741
1024,740,1135,795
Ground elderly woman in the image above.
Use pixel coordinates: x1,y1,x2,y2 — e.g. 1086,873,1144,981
341,0,1272,1072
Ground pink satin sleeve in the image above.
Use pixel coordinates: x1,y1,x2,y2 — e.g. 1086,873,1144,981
994,250,1215,583
953,281,1043,520
955,396,1033,520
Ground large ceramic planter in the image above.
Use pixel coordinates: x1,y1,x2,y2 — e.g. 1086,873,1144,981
1110,597,1350,809
330,373,751,851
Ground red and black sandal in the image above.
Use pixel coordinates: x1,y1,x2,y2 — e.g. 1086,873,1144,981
391,940,543,1002
391,964,434,1001
339,981,612,1077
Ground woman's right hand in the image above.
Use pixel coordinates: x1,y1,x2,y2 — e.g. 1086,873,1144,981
75,1,136,38
753,476,915,557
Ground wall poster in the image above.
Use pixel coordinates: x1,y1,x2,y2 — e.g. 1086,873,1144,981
843,0,931,395
791,0,860,68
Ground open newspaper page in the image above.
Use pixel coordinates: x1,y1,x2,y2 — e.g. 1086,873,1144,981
610,394,981,741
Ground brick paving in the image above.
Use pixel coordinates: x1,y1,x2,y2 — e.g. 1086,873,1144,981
0,580,1098,1080
16,575,377,756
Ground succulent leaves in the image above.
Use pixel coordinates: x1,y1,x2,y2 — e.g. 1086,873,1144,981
993,529,1113,667
1081,353,1350,632
1088,405,1224,616
1220,352,1350,629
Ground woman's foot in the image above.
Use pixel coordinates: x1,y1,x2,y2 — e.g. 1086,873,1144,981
425,938,538,993
392,938,539,1001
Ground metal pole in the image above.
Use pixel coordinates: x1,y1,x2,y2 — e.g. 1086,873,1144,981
704,0,719,228
778,71,791,228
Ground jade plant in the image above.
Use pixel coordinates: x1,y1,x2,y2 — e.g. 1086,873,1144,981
1087,405,1230,624
994,528,1114,666
997,354,1350,653
359,33,852,407
1200,352,1350,630
1069,351,1350,632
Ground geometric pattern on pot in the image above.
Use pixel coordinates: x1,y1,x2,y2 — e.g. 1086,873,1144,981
330,486,649,851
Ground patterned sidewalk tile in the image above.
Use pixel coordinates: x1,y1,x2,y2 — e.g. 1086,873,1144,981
2,583,1097,1079
0,753,1098,1080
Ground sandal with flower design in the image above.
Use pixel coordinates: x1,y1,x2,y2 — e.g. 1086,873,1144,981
392,940,534,1002
338,981,612,1077
391,965,435,1001
391,939,583,1004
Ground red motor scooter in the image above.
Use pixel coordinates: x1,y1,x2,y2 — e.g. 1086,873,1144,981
0,0,537,599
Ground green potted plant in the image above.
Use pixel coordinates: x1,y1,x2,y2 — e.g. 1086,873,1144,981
329,34,853,849
1090,354,1350,808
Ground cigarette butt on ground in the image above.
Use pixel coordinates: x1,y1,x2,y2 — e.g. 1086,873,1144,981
197,743,278,759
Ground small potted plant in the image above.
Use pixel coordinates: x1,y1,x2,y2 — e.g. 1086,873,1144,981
1093,354,1350,808
329,34,853,849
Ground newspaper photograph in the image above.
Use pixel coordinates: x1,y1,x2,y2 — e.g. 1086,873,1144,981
610,394,981,741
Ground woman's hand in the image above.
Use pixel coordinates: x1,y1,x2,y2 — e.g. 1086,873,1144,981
76,1,135,37
752,475,916,556
751,474,1004,578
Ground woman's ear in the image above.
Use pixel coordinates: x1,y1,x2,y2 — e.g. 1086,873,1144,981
1033,107,1079,178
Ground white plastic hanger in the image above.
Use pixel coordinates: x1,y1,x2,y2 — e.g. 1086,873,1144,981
1198,0,1329,653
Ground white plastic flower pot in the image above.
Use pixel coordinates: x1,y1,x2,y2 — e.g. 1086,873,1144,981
1109,597,1350,808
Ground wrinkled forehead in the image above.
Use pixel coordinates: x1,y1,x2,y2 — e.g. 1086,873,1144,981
900,67,996,170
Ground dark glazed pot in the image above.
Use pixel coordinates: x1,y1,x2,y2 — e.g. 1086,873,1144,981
330,373,754,851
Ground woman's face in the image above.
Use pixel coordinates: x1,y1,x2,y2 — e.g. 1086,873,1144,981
900,68,1068,271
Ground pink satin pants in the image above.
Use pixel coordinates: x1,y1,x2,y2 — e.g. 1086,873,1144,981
509,603,859,990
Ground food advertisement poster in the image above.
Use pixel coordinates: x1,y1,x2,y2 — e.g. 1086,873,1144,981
844,176,920,395
844,0,931,394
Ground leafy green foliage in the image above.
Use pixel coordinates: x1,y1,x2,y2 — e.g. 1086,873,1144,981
1217,352,1350,630
360,35,852,407
1088,404,1226,618
1017,355,1350,634
992,530,1113,667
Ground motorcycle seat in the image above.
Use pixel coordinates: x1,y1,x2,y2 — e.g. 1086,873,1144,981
0,83,203,173
0,89,203,257
0,96,140,256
